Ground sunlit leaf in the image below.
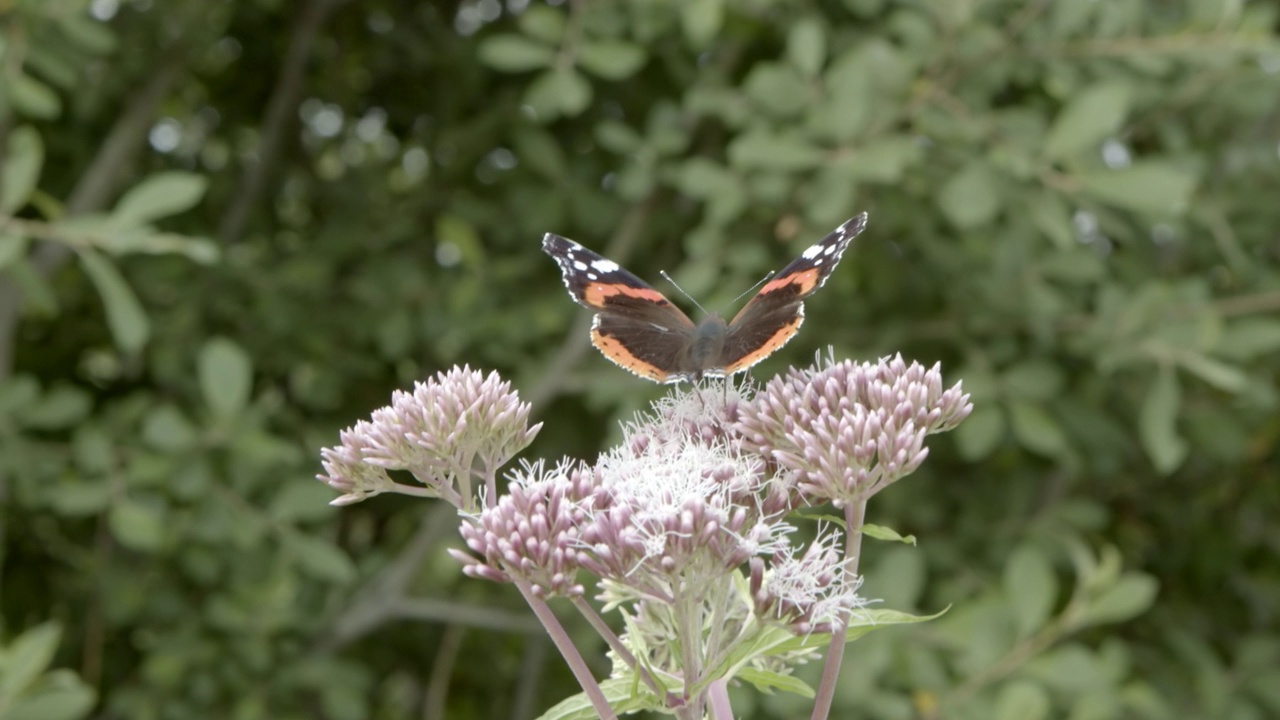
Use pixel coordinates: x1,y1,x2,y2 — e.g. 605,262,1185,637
77,249,150,354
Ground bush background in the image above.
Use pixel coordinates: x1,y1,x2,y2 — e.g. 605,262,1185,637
2,0,1278,718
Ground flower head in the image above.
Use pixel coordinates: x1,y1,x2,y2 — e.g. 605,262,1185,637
749,527,866,635
735,352,971,506
451,460,593,598
317,365,542,508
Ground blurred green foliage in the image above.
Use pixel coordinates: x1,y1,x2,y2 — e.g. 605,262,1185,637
1,0,1278,718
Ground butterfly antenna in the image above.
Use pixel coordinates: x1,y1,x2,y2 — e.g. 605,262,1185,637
731,270,776,305
659,270,710,316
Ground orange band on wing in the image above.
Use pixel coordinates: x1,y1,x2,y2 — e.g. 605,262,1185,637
722,316,804,375
759,268,821,296
590,328,671,382
583,282,672,309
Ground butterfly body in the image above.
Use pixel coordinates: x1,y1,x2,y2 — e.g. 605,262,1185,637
543,213,867,383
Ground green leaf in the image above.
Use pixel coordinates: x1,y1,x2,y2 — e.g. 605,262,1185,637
841,137,922,183
787,17,827,77
994,680,1051,720
577,40,647,81
1079,573,1158,627
0,233,32,269
512,126,567,180
737,667,815,697
269,480,337,523
1139,366,1187,474
517,5,565,44
1008,400,1069,457
78,249,150,353
199,337,253,419
1,126,44,213
1175,351,1247,393
727,129,824,170
536,677,662,720
937,162,1001,229
1078,162,1197,215
0,623,61,699
1217,318,1280,360
1004,545,1057,638
477,34,555,72
112,172,208,227
743,63,810,117
861,523,917,545
23,385,92,430
4,676,96,720
10,73,62,119
1002,360,1066,401
955,405,1005,460
141,404,198,452
681,0,725,49
109,500,167,552
1030,190,1075,249
524,68,592,120
1044,81,1131,160
283,532,356,584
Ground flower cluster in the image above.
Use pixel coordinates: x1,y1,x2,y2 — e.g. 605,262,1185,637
317,366,541,508
735,353,971,506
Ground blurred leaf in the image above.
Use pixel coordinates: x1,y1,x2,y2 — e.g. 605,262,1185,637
0,623,61,699
1139,366,1187,474
1079,573,1158,627
269,480,337,523
577,40,647,81
743,63,809,117
1044,81,1131,160
77,249,150,353
1031,190,1075,249
141,404,198,452
23,385,92,430
10,73,62,119
525,67,592,119
1217,318,1280,360
787,17,827,77
283,532,356,584
727,129,823,170
112,172,208,227
477,34,555,72
517,5,565,44
4,674,96,720
0,233,29,269
1003,360,1066,401
100,230,220,263
55,12,118,54
681,0,724,48
955,405,1005,460
938,162,1001,229
199,337,253,419
513,125,567,180
995,681,1051,720
816,47,873,142
862,523,917,545
1004,545,1057,638
1,126,44,213
1078,162,1198,215
1008,400,1069,457
109,500,167,552
842,136,922,183
1175,351,1247,392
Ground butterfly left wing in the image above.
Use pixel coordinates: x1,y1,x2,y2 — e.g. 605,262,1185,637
719,213,868,374
542,233,699,383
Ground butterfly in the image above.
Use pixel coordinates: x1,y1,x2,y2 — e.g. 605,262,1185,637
540,214,867,383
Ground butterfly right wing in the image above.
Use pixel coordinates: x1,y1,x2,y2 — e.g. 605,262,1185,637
542,233,697,383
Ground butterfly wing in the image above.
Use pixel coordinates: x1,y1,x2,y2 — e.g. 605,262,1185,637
542,233,698,383
719,214,867,374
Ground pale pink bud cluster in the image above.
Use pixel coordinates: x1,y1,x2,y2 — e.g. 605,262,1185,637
317,365,542,506
451,461,593,598
735,353,971,506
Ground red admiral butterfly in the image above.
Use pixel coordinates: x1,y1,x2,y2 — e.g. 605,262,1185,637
542,213,867,383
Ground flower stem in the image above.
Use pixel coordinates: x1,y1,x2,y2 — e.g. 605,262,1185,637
810,499,867,720
514,580,618,720
570,596,667,700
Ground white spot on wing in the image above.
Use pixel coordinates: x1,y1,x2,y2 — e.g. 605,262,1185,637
573,260,588,271
592,259,620,273
801,243,823,259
